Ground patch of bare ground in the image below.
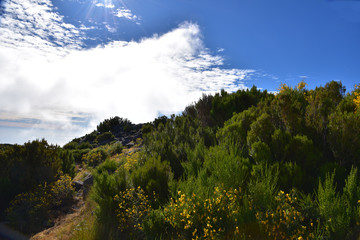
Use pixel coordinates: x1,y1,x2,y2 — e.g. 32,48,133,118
30,194,95,240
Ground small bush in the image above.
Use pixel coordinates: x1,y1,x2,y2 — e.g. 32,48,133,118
317,171,350,238
131,156,171,206
72,148,91,163
82,148,109,167
92,168,128,239
50,173,75,207
108,142,123,156
95,132,115,145
114,187,151,238
248,163,278,211
256,190,316,240
162,187,256,239
78,142,93,150
63,141,78,150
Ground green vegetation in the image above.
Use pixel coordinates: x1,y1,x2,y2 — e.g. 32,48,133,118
2,80,360,239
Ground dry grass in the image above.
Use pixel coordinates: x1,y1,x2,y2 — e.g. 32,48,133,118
30,196,96,240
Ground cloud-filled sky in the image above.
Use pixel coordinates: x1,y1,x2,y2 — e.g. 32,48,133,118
0,0,359,145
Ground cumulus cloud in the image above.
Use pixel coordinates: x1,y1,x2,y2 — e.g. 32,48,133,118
0,0,254,145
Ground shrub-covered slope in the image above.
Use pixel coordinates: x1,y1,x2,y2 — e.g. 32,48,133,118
2,81,360,239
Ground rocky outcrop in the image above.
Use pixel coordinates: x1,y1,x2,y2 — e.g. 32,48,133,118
73,173,93,198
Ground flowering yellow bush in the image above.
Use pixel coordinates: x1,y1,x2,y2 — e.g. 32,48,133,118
163,187,250,239
124,151,139,171
256,190,315,240
6,173,75,233
50,173,75,207
353,84,360,112
114,186,151,237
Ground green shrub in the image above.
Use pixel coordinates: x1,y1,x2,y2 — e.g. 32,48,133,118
108,142,123,156
63,141,78,150
95,132,115,144
6,183,51,233
71,148,91,163
256,190,316,239
248,163,278,211
59,150,75,178
92,168,128,239
95,159,118,174
114,187,151,239
49,173,75,207
131,156,171,206
143,209,168,240
317,171,350,238
82,148,109,167
78,142,93,150
203,145,251,191
6,173,74,233
162,187,256,239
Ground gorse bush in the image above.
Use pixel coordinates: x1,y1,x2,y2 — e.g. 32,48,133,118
114,187,151,238
163,187,256,239
256,190,316,240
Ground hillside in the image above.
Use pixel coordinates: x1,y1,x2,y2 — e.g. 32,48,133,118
1,81,360,239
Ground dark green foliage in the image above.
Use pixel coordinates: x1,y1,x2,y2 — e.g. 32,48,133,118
248,163,279,211
92,167,128,239
317,171,350,238
70,148,91,163
78,141,93,150
142,209,168,240
63,141,78,150
203,145,251,191
95,131,115,145
247,113,275,148
97,116,132,133
328,110,360,167
6,174,74,233
95,159,118,174
59,149,75,178
141,123,153,135
0,139,65,218
210,86,268,127
83,130,98,143
131,156,171,206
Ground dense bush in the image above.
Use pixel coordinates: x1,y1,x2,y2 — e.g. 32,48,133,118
0,140,73,219
91,167,128,239
131,156,171,205
95,132,115,145
82,148,109,167
6,173,74,233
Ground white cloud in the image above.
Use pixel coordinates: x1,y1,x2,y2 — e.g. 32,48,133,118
0,0,254,145
115,8,140,22
95,3,115,8
0,0,83,54
105,24,117,33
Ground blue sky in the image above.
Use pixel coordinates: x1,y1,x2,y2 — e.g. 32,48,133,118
0,0,359,145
